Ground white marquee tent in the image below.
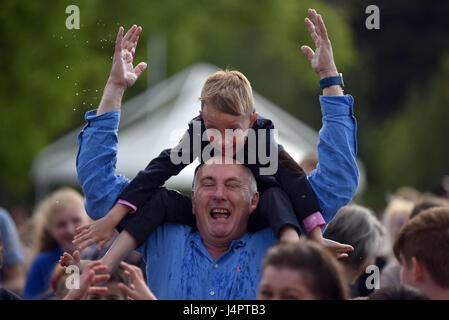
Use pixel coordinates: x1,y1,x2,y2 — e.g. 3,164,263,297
31,62,366,200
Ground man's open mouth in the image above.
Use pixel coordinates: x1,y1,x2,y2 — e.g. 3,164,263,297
210,208,231,220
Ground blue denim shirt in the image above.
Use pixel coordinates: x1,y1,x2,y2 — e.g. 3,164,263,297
138,223,275,299
76,94,358,299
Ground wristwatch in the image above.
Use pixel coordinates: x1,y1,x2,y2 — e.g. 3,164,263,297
319,73,344,89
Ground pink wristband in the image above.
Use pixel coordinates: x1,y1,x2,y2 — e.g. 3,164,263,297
117,199,137,214
302,212,325,234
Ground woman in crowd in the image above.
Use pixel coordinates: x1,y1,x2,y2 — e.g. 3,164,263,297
22,187,89,299
257,240,349,300
323,204,385,296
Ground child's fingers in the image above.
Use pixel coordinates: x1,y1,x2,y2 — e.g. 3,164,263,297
119,261,135,273
75,224,90,233
122,265,141,282
77,237,99,251
72,232,94,244
91,265,109,273
73,250,81,262
73,231,89,241
338,244,354,252
92,274,110,284
88,286,108,295
117,283,134,297
73,228,91,240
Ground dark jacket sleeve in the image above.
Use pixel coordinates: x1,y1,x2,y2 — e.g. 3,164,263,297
117,188,195,245
118,117,202,209
250,116,321,231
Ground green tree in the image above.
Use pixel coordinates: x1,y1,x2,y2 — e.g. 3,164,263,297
0,0,355,203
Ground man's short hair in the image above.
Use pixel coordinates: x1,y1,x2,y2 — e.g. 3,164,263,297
393,207,449,288
199,70,255,116
368,285,430,300
193,159,257,200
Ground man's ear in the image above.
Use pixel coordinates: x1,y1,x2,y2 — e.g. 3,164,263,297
249,112,259,128
199,110,204,117
249,192,259,214
411,257,424,282
191,191,196,215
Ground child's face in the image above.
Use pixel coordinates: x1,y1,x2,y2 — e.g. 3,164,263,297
200,104,258,156
87,282,126,300
48,207,85,253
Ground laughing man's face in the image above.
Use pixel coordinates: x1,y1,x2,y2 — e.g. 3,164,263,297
192,159,258,247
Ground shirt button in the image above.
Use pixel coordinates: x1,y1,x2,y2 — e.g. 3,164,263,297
210,291,215,296
214,264,218,269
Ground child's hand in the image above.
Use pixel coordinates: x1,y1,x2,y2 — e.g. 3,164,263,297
117,261,157,300
59,250,93,272
63,261,110,300
73,216,118,251
309,226,354,259
59,250,81,268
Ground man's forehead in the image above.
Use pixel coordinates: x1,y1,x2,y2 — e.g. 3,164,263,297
200,160,247,179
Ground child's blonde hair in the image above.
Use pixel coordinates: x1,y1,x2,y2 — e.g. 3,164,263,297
200,70,255,116
31,188,86,257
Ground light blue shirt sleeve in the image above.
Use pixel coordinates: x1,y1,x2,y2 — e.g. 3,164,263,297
76,110,130,220
308,95,359,224
0,208,24,266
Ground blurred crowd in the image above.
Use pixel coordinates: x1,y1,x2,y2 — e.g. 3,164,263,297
1,155,448,300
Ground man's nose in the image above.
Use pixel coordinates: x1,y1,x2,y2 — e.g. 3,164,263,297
212,184,226,200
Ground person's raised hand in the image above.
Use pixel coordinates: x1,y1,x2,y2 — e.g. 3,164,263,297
300,9,338,79
320,237,354,259
59,250,80,268
72,216,118,252
63,261,110,300
117,261,157,300
108,25,147,90
309,226,354,259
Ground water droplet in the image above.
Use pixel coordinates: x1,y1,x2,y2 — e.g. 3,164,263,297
66,65,69,68
83,102,86,105
74,82,78,86
86,40,89,43
95,89,98,92
75,92,79,96
57,76,60,79
73,108,76,111
90,103,93,106
60,36,63,39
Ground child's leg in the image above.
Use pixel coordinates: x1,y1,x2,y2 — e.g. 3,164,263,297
117,187,195,245
247,187,303,238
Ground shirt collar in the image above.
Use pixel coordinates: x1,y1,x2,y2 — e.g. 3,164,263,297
189,231,249,250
